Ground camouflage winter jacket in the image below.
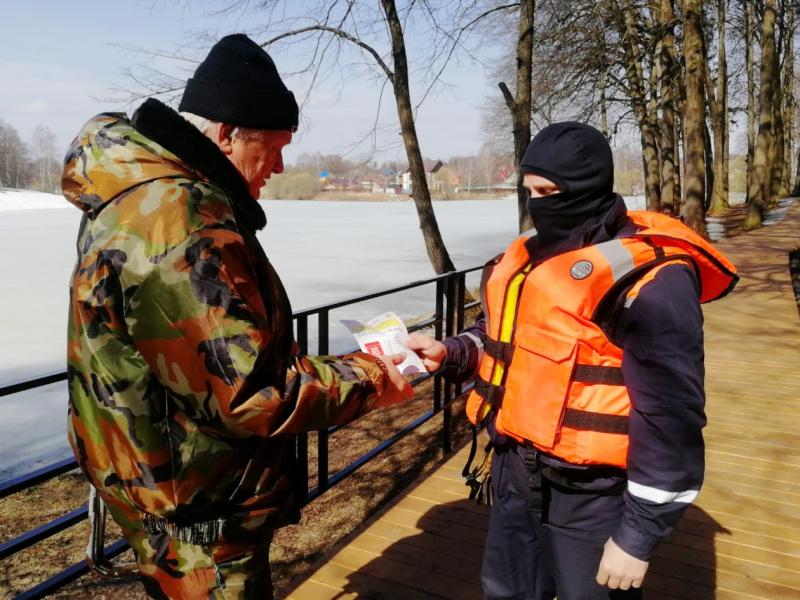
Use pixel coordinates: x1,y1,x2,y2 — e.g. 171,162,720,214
63,99,389,536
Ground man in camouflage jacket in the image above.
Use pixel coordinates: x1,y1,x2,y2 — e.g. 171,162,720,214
62,34,412,599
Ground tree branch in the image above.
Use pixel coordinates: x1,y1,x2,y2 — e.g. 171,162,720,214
262,25,395,84
413,2,520,111
498,81,516,111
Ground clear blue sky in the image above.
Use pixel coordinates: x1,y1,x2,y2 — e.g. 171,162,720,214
1,1,497,164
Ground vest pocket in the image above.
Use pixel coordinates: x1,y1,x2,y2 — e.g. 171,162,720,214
497,324,578,449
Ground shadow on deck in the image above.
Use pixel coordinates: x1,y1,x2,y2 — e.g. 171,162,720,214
284,201,800,600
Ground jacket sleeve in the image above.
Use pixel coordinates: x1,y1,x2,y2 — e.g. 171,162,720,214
611,263,706,561
440,316,486,382
125,226,389,439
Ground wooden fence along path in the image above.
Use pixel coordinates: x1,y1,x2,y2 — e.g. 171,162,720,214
284,201,800,600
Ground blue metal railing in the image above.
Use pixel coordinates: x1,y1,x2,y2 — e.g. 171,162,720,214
0,265,481,598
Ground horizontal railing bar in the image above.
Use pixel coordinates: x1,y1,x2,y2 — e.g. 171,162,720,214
307,408,437,503
16,538,129,600
294,265,483,317
307,384,474,503
326,372,434,436
0,372,67,397
407,315,438,333
0,457,78,499
0,506,87,560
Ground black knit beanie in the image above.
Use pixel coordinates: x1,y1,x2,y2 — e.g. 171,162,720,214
178,33,299,131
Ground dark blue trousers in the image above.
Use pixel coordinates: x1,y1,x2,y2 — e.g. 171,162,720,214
481,444,643,600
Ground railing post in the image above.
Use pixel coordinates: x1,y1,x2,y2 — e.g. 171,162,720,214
295,315,310,505
455,272,466,400
443,273,457,454
86,486,107,570
433,278,444,414
317,310,330,494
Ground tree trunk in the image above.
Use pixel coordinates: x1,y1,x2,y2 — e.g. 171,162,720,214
745,0,756,199
616,0,661,210
769,2,786,201
381,0,455,273
782,4,795,196
704,119,714,210
681,0,708,236
600,65,609,138
707,0,729,214
793,145,800,196
744,0,777,230
658,0,677,215
500,0,535,234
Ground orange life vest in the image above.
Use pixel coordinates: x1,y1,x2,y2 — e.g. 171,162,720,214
466,211,737,469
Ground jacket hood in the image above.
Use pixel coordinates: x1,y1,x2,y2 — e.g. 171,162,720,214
61,112,195,216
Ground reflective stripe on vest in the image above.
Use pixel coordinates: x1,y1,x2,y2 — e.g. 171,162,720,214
466,211,738,469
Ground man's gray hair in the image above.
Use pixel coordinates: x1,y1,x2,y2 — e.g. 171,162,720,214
180,112,269,141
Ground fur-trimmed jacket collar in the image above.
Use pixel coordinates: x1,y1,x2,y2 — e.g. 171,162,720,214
131,98,267,231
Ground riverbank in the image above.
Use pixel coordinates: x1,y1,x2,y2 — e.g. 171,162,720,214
265,190,513,202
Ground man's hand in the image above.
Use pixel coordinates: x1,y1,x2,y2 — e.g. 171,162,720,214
374,353,414,407
405,332,446,373
596,538,649,591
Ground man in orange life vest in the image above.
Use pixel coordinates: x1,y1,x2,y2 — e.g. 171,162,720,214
407,122,737,599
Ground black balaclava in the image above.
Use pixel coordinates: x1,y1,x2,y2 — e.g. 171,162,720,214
521,122,616,251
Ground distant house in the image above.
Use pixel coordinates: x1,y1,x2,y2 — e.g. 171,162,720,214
400,160,444,194
381,167,402,194
456,167,516,194
431,165,462,193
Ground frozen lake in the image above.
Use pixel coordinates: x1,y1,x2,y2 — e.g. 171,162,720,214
0,192,645,481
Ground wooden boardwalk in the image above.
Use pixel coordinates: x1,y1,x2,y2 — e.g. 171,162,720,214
284,202,800,600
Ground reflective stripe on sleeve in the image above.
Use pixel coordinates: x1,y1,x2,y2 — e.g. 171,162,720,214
462,331,484,349
462,331,484,364
627,480,699,504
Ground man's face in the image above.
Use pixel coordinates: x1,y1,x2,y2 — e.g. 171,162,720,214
523,173,561,198
214,124,293,199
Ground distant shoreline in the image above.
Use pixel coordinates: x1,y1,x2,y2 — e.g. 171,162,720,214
261,190,514,202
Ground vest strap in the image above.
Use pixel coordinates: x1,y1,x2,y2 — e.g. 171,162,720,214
572,364,625,385
474,377,505,407
484,337,515,363
563,409,629,434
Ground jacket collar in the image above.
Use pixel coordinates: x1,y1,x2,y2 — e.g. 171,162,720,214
130,98,267,231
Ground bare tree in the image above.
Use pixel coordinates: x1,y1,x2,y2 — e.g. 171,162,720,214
769,0,787,200
781,2,795,196
113,1,509,273
705,0,730,215
681,0,708,235
744,0,757,198
0,120,31,189
609,0,662,211
744,0,778,230
657,0,678,215
498,0,535,233
30,125,59,193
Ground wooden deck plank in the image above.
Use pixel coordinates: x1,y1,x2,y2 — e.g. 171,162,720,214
284,201,800,600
